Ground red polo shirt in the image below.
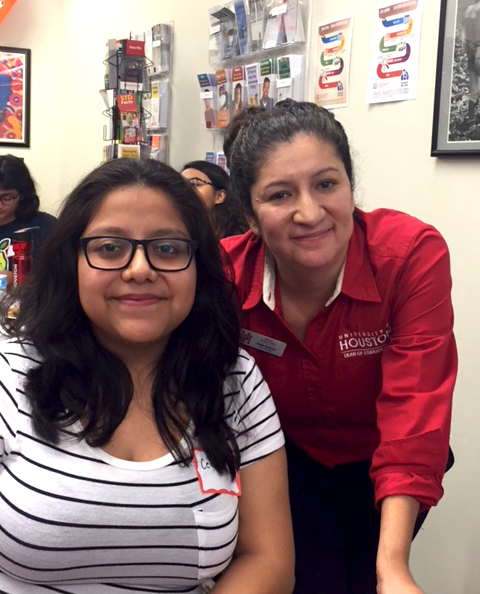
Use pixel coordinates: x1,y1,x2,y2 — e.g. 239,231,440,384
221,208,457,509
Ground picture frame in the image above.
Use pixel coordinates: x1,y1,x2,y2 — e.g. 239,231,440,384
432,0,480,156
0,46,31,148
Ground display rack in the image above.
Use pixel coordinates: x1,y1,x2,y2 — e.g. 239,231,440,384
197,0,310,167
101,23,173,163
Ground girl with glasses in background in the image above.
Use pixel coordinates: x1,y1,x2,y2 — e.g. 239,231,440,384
0,155,56,286
0,158,294,594
181,160,248,240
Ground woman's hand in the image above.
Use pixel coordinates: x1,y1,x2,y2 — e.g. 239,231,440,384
376,496,423,594
377,569,424,594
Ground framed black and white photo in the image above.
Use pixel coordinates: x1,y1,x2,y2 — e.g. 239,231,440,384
432,0,480,155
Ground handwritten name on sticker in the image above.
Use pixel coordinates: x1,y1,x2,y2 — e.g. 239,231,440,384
193,449,241,496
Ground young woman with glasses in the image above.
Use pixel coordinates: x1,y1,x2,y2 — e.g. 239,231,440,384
0,155,56,285
0,158,294,594
181,160,248,240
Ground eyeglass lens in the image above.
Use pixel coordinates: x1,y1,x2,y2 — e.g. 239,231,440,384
0,192,19,204
85,237,193,271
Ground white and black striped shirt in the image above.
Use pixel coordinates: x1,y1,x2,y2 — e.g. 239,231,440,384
0,339,284,593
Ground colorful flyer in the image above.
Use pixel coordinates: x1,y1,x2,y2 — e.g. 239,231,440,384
314,15,353,109
365,0,423,104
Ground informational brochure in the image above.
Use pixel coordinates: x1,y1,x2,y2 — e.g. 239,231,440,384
117,93,142,144
216,68,231,128
314,15,353,109
247,0,267,52
276,54,304,103
259,58,276,109
365,0,423,103
198,73,217,129
246,62,260,105
231,66,246,116
234,0,249,55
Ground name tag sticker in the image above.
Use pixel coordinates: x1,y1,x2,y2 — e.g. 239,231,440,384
193,449,241,496
240,329,287,357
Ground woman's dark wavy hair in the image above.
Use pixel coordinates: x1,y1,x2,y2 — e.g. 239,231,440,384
227,99,355,218
0,154,40,220
1,158,242,478
182,160,248,239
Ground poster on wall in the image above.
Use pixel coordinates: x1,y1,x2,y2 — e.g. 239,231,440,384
314,15,354,109
365,0,423,104
0,46,31,148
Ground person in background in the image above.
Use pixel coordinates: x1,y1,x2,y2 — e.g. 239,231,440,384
181,160,248,240
0,158,294,594
0,155,56,285
221,100,456,594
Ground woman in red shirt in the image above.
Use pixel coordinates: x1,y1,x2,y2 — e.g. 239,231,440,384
221,100,456,594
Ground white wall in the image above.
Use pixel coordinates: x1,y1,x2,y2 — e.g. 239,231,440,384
2,0,479,592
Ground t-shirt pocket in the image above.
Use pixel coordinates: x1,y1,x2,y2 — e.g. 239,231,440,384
193,495,238,582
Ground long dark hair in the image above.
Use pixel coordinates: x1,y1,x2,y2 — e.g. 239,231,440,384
0,154,40,221
1,158,241,478
226,99,355,218
182,160,248,239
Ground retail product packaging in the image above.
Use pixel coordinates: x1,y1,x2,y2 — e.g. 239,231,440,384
259,58,276,109
234,0,249,55
231,66,246,116
247,0,267,52
216,68,231,128
198,73,217,130
276,54,305,102
245,62,260,105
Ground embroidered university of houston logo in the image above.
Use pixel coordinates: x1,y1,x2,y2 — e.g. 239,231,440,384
338,324,392,358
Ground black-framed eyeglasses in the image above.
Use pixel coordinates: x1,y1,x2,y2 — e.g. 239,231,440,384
186,177,214,189
79,236,198,272
0,191,20,205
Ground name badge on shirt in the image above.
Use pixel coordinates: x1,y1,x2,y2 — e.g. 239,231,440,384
240,329,287,357
193,449,241,496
